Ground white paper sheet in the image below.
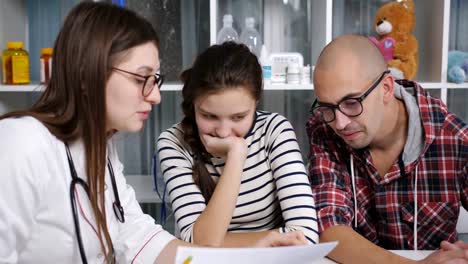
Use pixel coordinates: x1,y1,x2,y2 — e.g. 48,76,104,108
175,242,338,264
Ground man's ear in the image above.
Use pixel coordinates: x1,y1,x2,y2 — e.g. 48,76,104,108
382,73,395,104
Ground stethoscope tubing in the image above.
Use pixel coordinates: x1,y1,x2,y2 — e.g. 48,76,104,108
65,143,124,264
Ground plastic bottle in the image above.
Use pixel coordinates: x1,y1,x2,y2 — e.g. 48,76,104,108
217,14,239,44
240,17,262,57
259,45,271,85
40,48,53,84
301,64,311,84
2,41,30,84
286,62,301,84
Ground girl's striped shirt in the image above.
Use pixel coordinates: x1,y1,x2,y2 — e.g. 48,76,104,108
157,111,318,244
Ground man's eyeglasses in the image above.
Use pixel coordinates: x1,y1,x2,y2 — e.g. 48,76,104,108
310,70,390,123
112,67,164,97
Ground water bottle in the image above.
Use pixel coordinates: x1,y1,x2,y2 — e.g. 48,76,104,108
217,14,239,44
240,17,262,57
259,45,271,85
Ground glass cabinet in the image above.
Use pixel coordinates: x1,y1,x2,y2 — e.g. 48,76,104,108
448,0,468,120
1,0,468,232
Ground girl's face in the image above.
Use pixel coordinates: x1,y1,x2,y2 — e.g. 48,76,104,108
105,42,161,133
194,87,257,139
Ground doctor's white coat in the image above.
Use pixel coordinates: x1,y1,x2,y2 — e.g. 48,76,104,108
0,116,175,263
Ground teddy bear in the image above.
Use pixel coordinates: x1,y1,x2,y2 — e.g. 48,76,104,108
447,50,468,83
372,0,418,80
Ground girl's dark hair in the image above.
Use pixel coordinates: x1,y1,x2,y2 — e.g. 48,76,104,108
180,41,262,202
0,2,159,262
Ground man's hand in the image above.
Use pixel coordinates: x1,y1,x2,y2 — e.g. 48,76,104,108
419,241,468,264
254,231,308,247
441,241,468,251
201,134,248,159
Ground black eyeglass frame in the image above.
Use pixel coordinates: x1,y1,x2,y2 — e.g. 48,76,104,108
112,67,164,97
310,70,390,123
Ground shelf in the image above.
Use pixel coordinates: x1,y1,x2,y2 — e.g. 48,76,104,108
266,83,314,90
153,82,468,91
162,83,315,91
0,83,182,92
443,82,468,89
419,82,468,89
0,84,45,92
162,83,184,91
2,82,468,93
125,175,162,203
0,83,316,92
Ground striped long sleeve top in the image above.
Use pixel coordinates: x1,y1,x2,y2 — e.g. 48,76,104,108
157,111,319,244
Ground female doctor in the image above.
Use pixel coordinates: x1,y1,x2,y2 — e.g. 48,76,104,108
0,2,306,264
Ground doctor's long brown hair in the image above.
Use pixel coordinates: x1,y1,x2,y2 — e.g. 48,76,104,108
0,2,159,262
180,42,262,202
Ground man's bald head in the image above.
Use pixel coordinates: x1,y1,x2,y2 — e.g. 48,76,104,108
315,34,387,81
312,35,395,150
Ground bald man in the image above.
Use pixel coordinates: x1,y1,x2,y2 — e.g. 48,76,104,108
307,34,468,263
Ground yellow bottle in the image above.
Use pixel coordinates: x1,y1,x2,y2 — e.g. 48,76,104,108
2,42,30,84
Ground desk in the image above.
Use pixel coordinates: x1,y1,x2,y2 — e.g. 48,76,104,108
311,250,433,263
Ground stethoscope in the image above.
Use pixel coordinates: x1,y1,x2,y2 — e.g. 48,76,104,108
65,143,125,264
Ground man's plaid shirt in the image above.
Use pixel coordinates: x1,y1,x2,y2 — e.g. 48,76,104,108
306,80,468,250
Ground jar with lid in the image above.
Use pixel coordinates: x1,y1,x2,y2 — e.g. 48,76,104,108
2,41,30,84
286,62,301,84
301,64,311,84
40,48,53,84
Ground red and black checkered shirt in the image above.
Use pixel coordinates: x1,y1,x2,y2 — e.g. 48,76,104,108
306,80,468,250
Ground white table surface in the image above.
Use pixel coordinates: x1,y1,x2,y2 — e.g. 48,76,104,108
310,250,433,263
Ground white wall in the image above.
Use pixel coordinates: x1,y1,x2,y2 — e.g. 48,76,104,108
0,0,31,115
458,208,468,233
0,0,28,67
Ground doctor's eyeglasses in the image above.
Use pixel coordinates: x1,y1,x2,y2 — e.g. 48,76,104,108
310,70,390,123
112,67,164,97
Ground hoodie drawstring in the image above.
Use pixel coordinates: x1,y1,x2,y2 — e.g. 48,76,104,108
413,165,418,250
350,154,358,229
349,155,419,250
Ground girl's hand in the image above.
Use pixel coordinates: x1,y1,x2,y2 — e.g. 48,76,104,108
255,231,308,248
201,134,248,159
